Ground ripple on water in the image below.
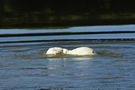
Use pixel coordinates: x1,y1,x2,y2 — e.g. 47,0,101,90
0,25,135,89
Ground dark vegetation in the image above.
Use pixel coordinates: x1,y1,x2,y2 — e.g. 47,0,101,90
0,0,135,28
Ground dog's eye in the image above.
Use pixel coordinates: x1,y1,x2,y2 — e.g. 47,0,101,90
92,50,95,53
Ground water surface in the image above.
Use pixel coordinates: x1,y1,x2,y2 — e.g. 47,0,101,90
0,25,135,90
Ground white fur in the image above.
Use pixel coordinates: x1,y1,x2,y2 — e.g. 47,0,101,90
63,48,68,54
46,47,96,56
66,47,96,55
46,47,63,55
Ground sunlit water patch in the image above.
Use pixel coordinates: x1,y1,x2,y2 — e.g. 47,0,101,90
0,25,135,89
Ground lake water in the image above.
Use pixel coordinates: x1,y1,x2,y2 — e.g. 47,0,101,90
0,25,135,90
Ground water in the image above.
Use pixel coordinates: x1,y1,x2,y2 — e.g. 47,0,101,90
0,25,135,90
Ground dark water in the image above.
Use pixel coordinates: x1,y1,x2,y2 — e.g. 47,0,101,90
0,25,135,90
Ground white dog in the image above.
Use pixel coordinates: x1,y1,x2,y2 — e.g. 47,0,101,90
66,47,96,55
46,47,96,56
